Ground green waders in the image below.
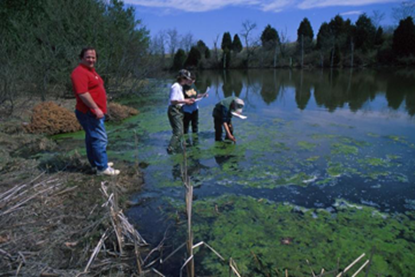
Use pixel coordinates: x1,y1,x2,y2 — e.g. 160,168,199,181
167,105,184,153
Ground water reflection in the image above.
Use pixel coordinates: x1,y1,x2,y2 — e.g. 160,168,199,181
196,69,415,116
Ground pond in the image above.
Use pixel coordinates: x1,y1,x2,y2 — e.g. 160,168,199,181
62,69,415,276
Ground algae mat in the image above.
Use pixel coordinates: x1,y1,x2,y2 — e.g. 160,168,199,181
169,195,415,276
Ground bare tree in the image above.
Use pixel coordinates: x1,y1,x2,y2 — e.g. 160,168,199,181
240,20,258,68
180,32,195,53
150,31,166,56
279,27,289,58
149,31,167,70
166,28,180,57
392,1,415,23
371,9,385,28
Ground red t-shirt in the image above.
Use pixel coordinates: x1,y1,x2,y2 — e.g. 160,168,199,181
71,63,107,114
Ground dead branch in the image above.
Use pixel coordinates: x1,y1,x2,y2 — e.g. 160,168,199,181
336,253,365,277
82,229,109,274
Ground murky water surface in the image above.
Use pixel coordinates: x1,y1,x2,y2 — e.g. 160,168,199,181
59,69,415,276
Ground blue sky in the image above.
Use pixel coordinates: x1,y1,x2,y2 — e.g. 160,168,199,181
124,0,400,47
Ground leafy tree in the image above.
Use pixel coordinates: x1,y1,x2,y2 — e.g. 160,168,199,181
327,15,353,51
184,46,201,68
316,15,355,66
221,49,231,69
172,49,186,70
374,26,384,47
232,34,243,53
316,22,335,66
330,44,341,66
354,13,376,51
297,17,314,56
393,16,415,57
196,40,210,59
221,32,232,51
316,22,333,50
205,48,211,59
343,19,355,45
328,15,346,39
297,18,314,42
260,24,280,50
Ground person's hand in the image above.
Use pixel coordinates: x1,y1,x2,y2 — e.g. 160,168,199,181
228,135,236,143
94,108,104,119
185,98,195,105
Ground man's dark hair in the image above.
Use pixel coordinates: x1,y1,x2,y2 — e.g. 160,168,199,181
79,47,98,59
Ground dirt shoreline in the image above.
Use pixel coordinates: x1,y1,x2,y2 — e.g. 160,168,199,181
0,100,148,276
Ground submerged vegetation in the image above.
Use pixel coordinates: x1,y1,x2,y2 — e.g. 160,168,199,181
178,195,415,276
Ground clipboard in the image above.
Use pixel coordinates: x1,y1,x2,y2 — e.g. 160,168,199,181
231,112,247,119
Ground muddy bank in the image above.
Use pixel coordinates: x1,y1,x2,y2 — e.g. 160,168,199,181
0,100,147,276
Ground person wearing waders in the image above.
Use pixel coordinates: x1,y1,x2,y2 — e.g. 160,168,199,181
182,73,200,135
182,73,209,146
166,69,195,154
212,96,245,143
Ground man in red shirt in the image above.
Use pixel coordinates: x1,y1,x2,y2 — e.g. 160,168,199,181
71,47,120,176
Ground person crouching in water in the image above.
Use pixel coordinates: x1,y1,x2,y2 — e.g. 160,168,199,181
212,96,245,143
167,69,195,154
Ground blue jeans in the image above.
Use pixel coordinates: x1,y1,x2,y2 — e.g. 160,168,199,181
75,110,108,171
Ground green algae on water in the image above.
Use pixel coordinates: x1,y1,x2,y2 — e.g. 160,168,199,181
306,156,320,162
297,141,317,151
329,122,355,129
331,143,359,156
358,157,391,167
310,133,339,140
175,195,415,276
326,161,358,177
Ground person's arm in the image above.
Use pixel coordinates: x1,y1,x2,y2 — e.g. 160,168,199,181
223,122,236,143
196,93,209,99
79,92,104,119
196,86,210,99
171,98,195,105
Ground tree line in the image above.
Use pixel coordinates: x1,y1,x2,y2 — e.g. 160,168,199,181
151,2,415,70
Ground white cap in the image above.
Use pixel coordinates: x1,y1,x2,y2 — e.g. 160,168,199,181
233,98,244,114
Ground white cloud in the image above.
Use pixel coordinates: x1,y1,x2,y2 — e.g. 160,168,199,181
260,0,292,12
123,0,260,12
297,0,400,10
340,10,363,16
124,0,400,12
